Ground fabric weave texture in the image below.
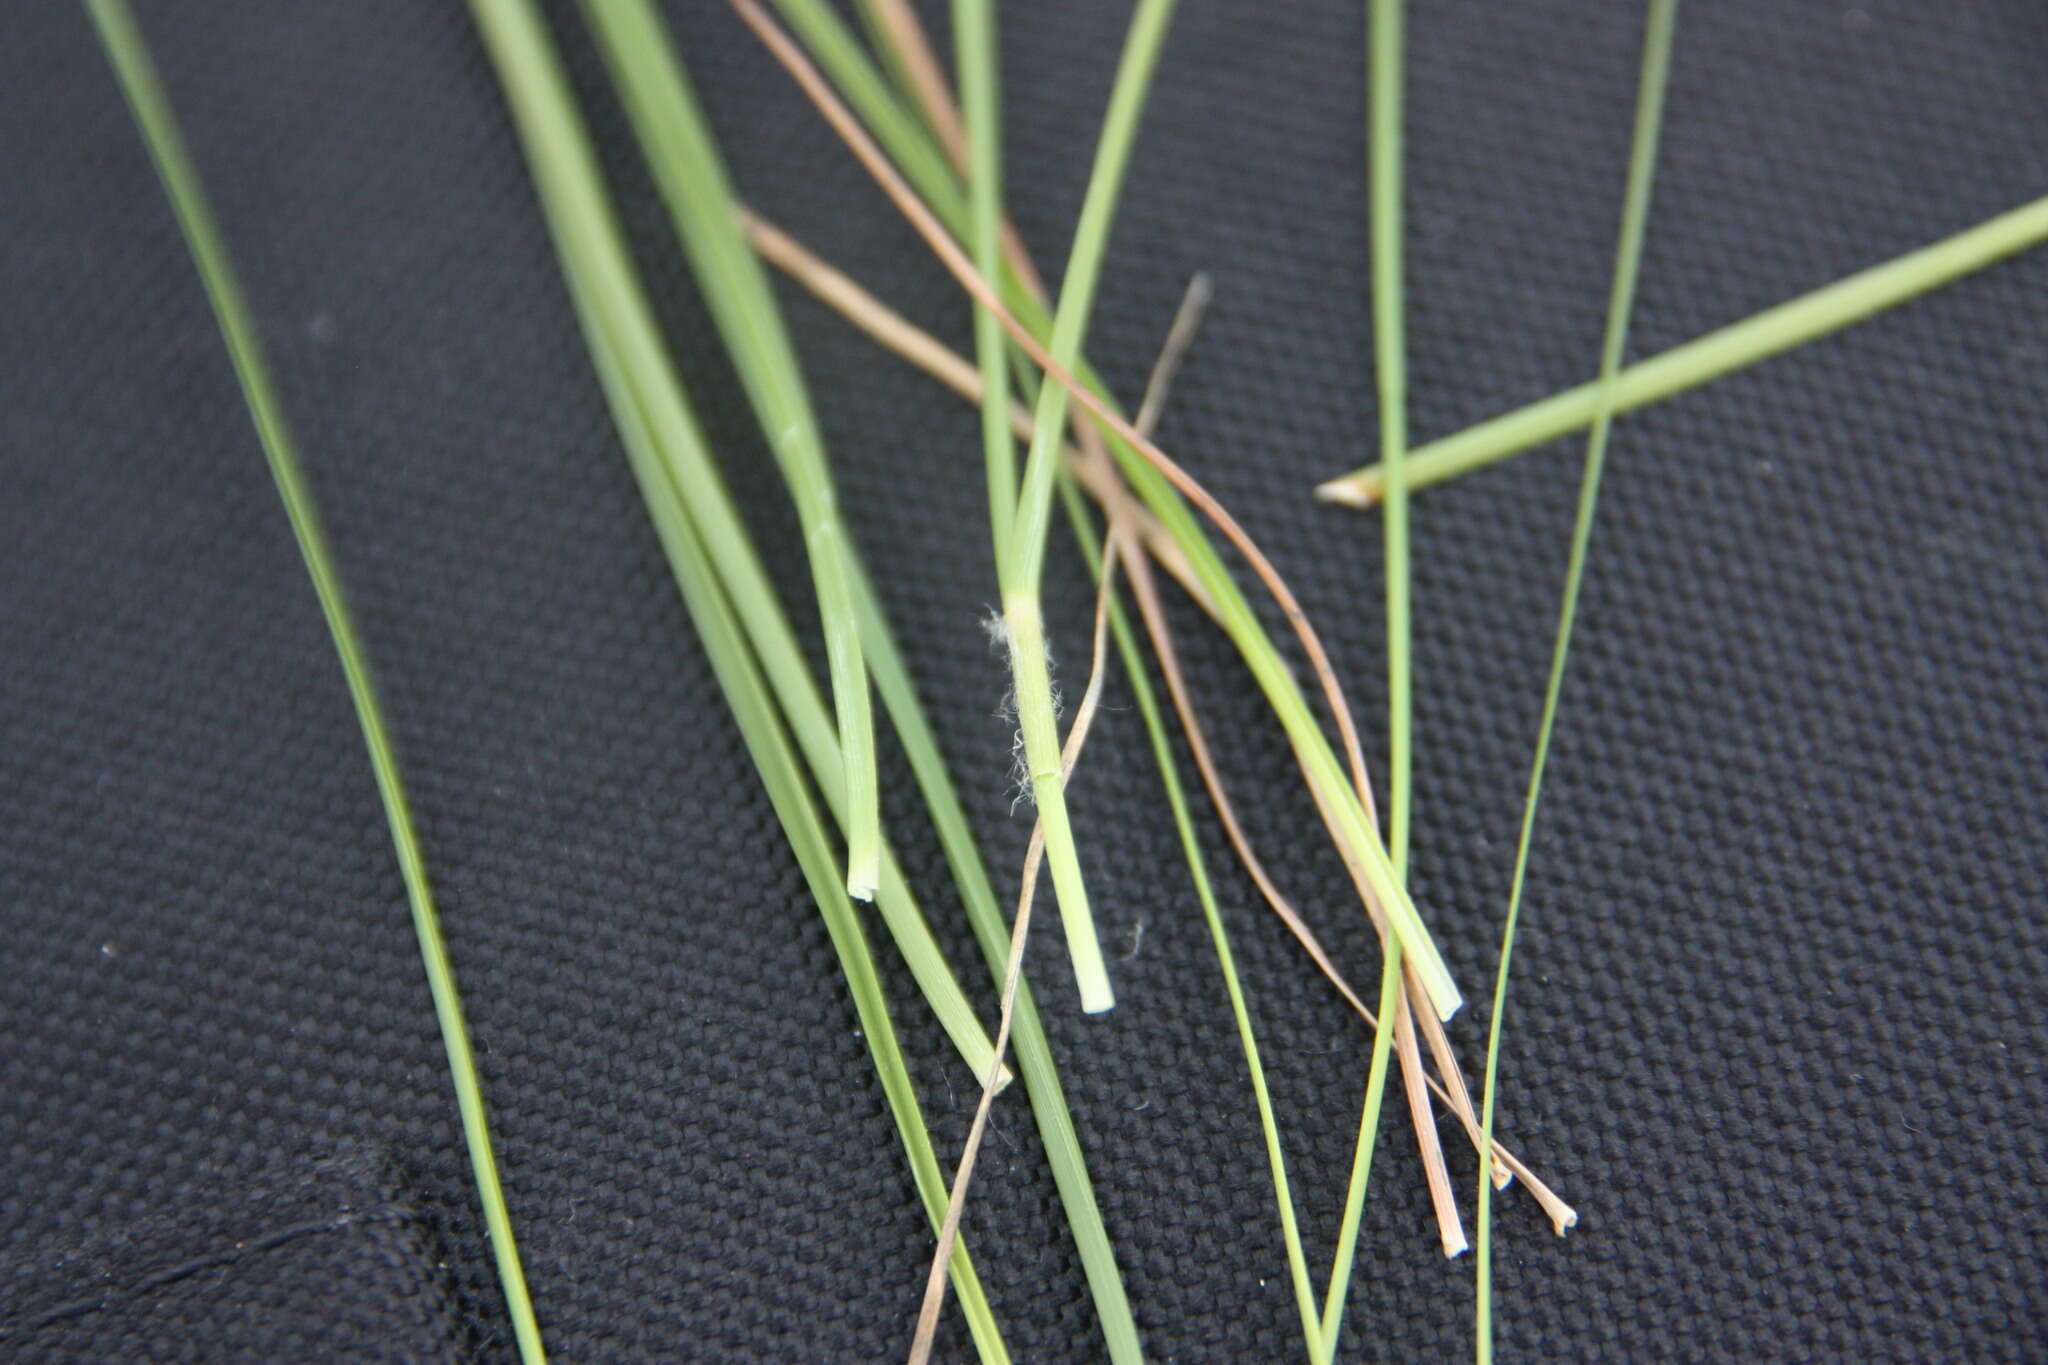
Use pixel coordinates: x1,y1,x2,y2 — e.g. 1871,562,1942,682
2,2,2043,1360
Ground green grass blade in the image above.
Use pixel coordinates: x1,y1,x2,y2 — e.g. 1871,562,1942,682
1475,5,1677,1362
572,0,1001,1088
1318,950,1404,1364
1317,1,1410,1351
987,0,1181,1016
1004,0,1177,588
476,0,997,1089
769,0,971,234
466,0,1011,1355
952,0,1017,564
579,0,880,903
845,571,1145,1365
997,593,1114,1012
84,4,546,1359
1372,0,1415,876
1061,484,1327,1362
586,303,1009,1365
1316,191,2048,504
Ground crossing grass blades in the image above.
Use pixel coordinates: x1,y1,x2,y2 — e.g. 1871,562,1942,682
89,0,2048,1359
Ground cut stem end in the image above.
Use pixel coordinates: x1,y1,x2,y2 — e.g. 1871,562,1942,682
1315,472,1381,507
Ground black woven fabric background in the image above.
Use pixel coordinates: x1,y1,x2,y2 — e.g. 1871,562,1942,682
4,2,2044,1360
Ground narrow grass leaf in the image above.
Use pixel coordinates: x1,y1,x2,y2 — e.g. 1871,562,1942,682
951,0,1018,572
1316,190,2048,503
1318,955,1406,1364
1003,0,1177,589
986,0,1184,1015
1317,6,1418,1347
1476,6,1677,1363
85,3,546,1359
565,0,1001,1086
580,0,882,903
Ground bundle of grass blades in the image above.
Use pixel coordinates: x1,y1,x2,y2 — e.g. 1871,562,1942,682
743,0,1580,1204
743,191,1565,1359
568,5,1297,1356
901,284,1341,1364
546,2,1151,1358
716,0,1602,1355
83,3,546,1360
556,0,1017,1101
573,0,883,911
732,1,2048,1356
84,2,2048,1360
464,2,1015,1359
735,174,1570,1205
741,0,1467,1028
567,1,1499,1355
737,7,1490,1154
720,0,1594,1315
